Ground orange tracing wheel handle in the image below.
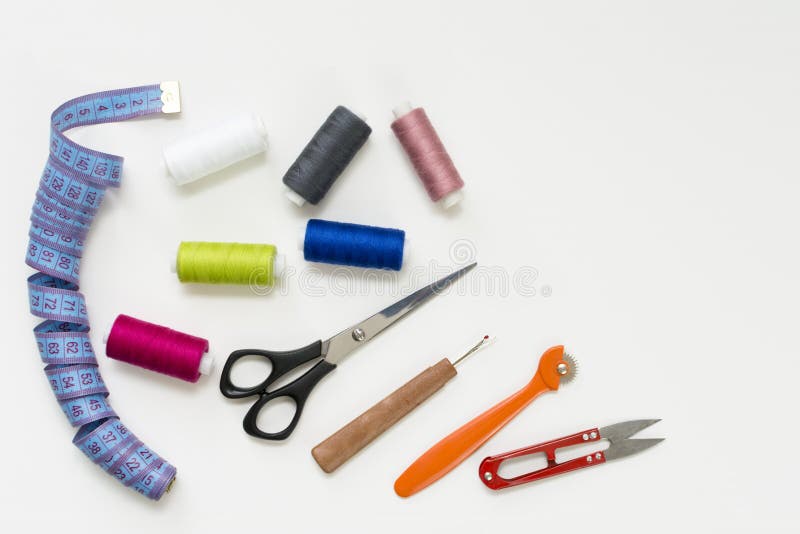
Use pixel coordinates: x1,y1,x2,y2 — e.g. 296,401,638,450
394,345,571,497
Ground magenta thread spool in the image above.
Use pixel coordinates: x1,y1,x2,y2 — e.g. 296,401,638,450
391,102,465,208
104,314,213,383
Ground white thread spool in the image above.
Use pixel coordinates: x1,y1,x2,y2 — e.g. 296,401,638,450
392,101,463,209
163,113,268,186
101,322,215,376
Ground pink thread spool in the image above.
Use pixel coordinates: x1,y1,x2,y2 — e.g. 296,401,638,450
104,314,213,383
391,102,464,208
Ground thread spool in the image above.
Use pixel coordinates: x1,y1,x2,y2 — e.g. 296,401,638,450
283,106,372,206
104,314,212,383
301,219,405,271
173,241,285,286
163,113,268,185
391,102,464,208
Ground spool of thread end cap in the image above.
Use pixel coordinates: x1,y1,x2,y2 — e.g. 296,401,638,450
285,188,308,207
197,352,215,375
163,113,268,186
391,102,464,209
392,102,414,119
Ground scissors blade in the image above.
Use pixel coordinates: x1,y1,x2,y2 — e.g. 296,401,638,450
323,263,477,365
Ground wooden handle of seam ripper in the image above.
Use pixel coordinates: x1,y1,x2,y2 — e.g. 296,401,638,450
312,358,457,473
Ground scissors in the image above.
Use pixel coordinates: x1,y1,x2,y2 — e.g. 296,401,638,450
220,263,477,440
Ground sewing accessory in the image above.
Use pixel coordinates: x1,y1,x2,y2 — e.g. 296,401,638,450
173,241,286,286
480,419,664,490
283,106,371,206
104,314,213,383
394,345,577,497
302,218,405,271
312,335,492,473
163,112,268,185
220,263,477,440
26,83,180,499
391,102,464,208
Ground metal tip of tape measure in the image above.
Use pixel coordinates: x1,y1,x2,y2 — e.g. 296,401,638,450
160,81,181,114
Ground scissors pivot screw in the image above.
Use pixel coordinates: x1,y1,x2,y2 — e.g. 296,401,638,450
351,328,366,342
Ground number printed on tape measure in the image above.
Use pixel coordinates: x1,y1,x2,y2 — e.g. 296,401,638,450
133,463,176,498
109,442,168,487
31,199,92,238
34,327,95,365
29,224,84,256
35,190,94,225
27,275,87,323
48,87,162,187
40,159,106,213
74,418,134,464
27,238,81,285
46,365,107,401
50,130,123,187
59,393,116,427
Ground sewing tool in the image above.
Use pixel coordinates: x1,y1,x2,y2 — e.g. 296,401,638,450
104,314,212,383
220,263,476,440
173,241,285,286
27,83,179,499
391,102,464,208
302,218,405,271
163,112,268,185
283,106,371,206
312,335,492,473
480,419,664,490
394,345,577,497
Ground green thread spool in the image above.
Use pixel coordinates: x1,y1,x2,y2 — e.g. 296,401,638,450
175,242,284,286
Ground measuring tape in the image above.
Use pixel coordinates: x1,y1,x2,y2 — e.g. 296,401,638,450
26,82,180,500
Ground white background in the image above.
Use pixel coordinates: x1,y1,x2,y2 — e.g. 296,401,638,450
1,1,798,532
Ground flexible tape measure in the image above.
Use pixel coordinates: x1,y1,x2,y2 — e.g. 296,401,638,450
26,82,180,500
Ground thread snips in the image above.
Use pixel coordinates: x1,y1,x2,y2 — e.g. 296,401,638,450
479,419,663,490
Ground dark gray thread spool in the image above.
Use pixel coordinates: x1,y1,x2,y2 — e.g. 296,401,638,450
282,106,372,206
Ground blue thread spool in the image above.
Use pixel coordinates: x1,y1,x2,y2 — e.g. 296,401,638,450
302,219,405,270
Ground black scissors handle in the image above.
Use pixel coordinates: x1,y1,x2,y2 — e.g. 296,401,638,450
219,340,337,440
242,359,336,440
